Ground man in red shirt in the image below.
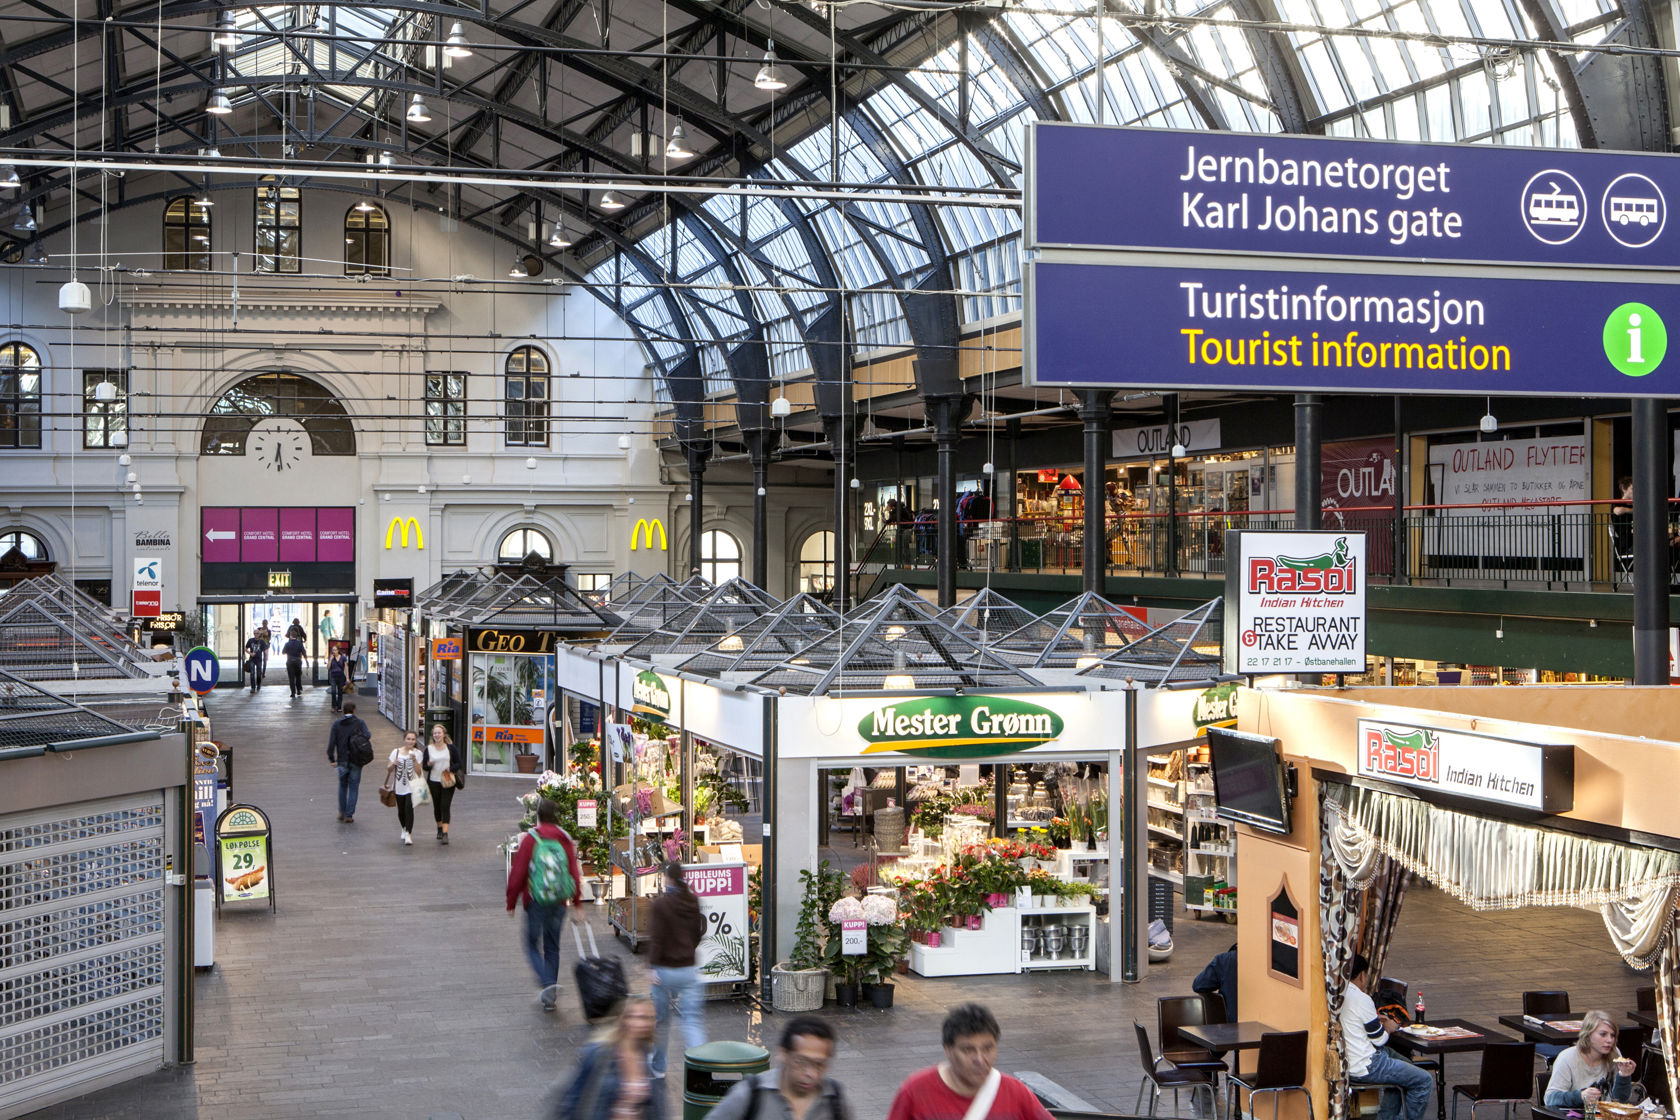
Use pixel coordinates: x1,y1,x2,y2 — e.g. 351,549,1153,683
505,799,584,1011
887,1003,1054,1120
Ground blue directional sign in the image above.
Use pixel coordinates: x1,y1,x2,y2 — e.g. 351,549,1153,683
184,645,220,695
1027,260,1680,397
1028,124,1680,268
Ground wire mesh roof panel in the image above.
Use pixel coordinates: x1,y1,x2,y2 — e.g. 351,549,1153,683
0,600,154,681
0,670,146,750
612,579,782,658
990,591,1156,667
940,588,1041,642
1077,599,1226,688
749,585,1043,695
413,569,481,613
415,569,619,631
591,571,648,606
0,573,130,632
604,574,717,640
674,593,845,676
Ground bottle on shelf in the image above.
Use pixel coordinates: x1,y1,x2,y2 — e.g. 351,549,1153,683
1414,990,1425,1024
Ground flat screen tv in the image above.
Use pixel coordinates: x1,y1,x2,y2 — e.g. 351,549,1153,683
1207,727,1291,835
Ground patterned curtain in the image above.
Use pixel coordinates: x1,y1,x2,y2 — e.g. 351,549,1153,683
1657,933,1680,1115
1357,861,1412,984
1320,796,1360,1120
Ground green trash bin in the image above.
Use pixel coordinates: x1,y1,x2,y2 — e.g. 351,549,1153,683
683,1040,770,1119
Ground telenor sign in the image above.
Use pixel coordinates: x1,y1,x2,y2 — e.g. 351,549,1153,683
858,696,1065,758
1355,718,1574,813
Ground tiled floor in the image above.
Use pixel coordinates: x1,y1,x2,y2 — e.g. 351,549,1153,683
27,679,1648,1119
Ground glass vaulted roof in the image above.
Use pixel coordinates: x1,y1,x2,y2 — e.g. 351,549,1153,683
579,0,1617,385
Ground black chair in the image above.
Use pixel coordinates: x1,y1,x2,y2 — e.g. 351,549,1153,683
1534,1073,1547,1106
1637,987,1657,1012
1380,977,1408,1002
1523,991,1571,1017
1227,1031,1313,1120
1135,1021,1220,1117
1160,996,1231,1073
1451,1042,1537,1120
1618,1026,1647,1062
1202,991,1229,1025
1638,1043,1670,1109
1610,521,1636,590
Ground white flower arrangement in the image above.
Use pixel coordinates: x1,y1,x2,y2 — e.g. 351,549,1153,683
861,895,898,926
828,896,865,923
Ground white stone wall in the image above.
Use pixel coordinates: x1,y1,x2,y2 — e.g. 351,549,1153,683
0,185,682,611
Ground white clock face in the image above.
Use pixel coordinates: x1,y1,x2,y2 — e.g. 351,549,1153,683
246,419,310,473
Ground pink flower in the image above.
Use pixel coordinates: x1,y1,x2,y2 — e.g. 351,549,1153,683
828,896,865,922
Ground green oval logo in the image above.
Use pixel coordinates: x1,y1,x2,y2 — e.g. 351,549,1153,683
632,670,672,717
857,696,1065,759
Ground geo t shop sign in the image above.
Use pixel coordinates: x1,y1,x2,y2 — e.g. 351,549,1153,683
1356,718,1574,813
1224,531,1365,674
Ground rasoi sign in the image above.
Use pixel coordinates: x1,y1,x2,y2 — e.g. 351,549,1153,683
857,696,1065,758
1356,718,1574,813
1224,531,1366,674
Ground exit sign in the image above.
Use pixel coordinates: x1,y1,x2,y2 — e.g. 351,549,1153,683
268,570,292,589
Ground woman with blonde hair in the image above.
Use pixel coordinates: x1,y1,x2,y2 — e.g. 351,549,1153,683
545,995,664,1120
1544,1010,1635,1109
424,722,465,844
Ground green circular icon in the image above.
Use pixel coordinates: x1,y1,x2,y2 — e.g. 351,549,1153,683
1604,302,1667,377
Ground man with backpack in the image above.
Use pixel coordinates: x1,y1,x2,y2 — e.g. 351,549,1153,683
705,1017,852,1120
326,700,374,823
506,798,584,1011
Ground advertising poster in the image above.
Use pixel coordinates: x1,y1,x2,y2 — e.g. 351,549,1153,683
683,862,750,983
468,651,554,771
1426,433,1590,569
1226,530,1367,674
219,834,269,902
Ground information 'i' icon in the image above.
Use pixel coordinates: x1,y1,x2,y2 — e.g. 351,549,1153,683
1603,302,1667,377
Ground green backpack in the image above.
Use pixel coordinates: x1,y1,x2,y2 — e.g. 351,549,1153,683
527,829,575,906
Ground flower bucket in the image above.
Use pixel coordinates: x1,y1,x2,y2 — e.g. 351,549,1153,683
864,982,895,1009
966,914,983,931
927,931,942,948
834,982,860,1009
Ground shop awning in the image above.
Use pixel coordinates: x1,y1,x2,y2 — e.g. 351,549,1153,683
0,598,164,681
601,572,714,638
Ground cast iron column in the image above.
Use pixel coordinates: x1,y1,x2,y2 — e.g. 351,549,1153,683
684,437,713,578
1294,394,1322,531
928,396,969,608
824,413,854,613
1633,398,1670,683
1165,394,1180,578
1080,390,1115,594
745,428,776,590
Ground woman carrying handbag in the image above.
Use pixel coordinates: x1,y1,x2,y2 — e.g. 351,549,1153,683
543,997,664,1120
383,730,427,847
424,723,465,844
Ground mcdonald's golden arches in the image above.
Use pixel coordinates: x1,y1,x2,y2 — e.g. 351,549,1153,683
385,516,424,549
630,517,667,551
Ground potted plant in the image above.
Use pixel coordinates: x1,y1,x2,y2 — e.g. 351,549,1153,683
824,895,867,1007
771,861,843,1012
514,747,541,774
859,894,907,1007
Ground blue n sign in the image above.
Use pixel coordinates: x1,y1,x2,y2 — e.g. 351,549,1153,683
184,646,220,695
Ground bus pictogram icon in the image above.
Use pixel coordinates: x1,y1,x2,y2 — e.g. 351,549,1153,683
1602,173,1665,247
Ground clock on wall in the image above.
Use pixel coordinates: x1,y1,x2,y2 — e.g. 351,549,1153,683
246,419,310,473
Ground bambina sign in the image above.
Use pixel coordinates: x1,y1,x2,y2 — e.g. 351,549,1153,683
858,696,1065,758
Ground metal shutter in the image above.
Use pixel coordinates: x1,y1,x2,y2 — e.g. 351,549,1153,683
0,792,169,1115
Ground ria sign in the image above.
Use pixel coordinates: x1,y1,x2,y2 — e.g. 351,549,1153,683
1225,531,1366,675
857,696,1065,759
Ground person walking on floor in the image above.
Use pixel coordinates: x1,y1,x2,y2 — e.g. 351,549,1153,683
542,997,664,1120
244,632,266,694
886,1003,1054,1120
648,860,708,1079
1341,953,1434,1120
327,700,373,824
254,622,272,676
704,1016,853,1119
506,798,583,1011
424,723,465,844
282,632,307,697
383,730,427,846
327,650,349,712
286,617,306,642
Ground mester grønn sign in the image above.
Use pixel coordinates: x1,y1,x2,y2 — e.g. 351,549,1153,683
1025,124,1680,397
857,695,1065,758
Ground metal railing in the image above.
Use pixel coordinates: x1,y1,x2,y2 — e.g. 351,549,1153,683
853,499,1662,591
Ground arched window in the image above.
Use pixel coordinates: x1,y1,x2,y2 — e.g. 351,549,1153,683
201,372,355,456
0,342,42,450
700,530,742,584
504,346,550,447
163,196,212,271
345,202,389,276
498,527,553,563
0,529,47,560
798,531,835,595
254,180,301,273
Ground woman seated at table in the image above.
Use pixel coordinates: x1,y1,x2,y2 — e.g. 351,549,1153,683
1544,1011,1635,1109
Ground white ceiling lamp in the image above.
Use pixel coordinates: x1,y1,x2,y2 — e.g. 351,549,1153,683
13,204,34,232
617,434,632,450
118,453,131,466
200,146,222,159
406,94,431,123
525,457,538,470
95,381,120,403
25,243,46,265
508,255,528,279
212,11,240,50
548,222,572,249
1480,397,1498,433
755,44,788,91
882,673,915,691
377,150,395,170
194,190,213,209
354,197,377,213
125,470,138,483
443,22,473,59
58,276,91,313
770,395,792,418
206,89,234,115
665,122,694,161
600,190,625,211
0,164,18,190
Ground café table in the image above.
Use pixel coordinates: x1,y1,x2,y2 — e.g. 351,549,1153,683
1497,1012,1585,1046
1177,1020,1282,1080
1629,1009,1660,1031
1387,1018,1515,1120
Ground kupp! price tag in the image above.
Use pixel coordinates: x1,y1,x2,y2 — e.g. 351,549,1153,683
577,799,597,828
841,919,867,955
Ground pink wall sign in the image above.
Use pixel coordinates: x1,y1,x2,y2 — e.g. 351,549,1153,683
202,507,356,563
